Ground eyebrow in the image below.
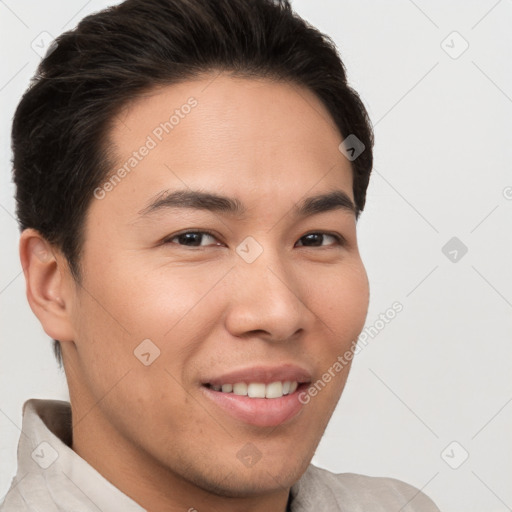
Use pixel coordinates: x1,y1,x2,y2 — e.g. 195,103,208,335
138,188,356,218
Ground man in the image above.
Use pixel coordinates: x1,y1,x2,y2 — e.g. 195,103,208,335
1,0,440,510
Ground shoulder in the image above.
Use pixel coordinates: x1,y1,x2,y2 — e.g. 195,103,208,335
291,464,441,511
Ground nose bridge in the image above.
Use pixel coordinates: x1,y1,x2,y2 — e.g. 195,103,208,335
225,238,310,341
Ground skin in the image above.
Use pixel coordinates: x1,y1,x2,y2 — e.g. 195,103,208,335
21,73,370,512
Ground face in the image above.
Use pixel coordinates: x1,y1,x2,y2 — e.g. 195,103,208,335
64,74,369,501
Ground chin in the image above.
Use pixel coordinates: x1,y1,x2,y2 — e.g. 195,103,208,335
183,459,308,499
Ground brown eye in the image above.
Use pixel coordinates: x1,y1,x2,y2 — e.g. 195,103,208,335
296,232,344,247
164,231,220,247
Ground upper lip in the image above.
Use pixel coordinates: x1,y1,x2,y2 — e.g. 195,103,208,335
203,364,312,386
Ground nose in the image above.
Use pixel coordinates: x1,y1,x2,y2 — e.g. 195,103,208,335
223,249,313,343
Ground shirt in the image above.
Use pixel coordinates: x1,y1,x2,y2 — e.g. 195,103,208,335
0,399,441,511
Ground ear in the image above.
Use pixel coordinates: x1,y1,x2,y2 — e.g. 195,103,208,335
19,229,75,343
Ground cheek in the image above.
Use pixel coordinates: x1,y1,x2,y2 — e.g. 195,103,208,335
79,260,216,337
301,263,368,413
70,264,204,424
307,260,369,342
73,259,232,389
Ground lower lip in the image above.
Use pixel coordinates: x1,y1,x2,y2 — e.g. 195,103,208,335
201,385,308,427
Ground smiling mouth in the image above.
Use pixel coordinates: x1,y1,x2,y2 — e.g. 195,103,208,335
204,380,300,399
201,380,310,427
200,364,313,426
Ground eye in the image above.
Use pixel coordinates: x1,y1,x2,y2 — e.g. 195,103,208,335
163,230,221,247
295,232,345,248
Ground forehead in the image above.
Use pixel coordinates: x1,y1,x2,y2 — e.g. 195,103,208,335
98,74,353,219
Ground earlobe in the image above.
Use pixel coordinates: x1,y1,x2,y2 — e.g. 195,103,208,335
19,229,75,343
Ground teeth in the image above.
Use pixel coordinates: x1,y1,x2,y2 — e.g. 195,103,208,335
233,382,248,396
248,383,266,398
211,381,299,399
265,381,283,399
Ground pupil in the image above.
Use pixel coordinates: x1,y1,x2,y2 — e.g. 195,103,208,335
180,233,201,246
303,234,321,246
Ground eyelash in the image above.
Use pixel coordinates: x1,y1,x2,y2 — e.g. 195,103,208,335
162,230,346,249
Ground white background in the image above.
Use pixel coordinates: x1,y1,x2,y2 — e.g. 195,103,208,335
1,1,511,510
